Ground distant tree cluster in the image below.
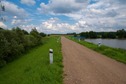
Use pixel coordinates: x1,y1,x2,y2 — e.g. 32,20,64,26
0,27,46,67
67,32,78,37
80,29,126,39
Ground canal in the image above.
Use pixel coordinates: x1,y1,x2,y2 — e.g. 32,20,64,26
85,39,126,50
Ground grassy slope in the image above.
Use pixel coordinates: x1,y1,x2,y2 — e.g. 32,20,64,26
68,36,126,64
0,36,63,84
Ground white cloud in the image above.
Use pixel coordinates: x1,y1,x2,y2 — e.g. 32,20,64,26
21,0,36,6
75,0,88,3
13,16,17,19
2,0,126,33
0,22,7,28
39,18,77,33
2,1,28,17
11,19,21,25
19,15,126,34
11,18,32,25
19,24,36,32
19,18,78,34
38,0,88,14
64,0,126,31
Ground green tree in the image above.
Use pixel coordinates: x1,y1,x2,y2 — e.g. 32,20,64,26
89,31,97,38
108,32,116,38
0,32,9,67
22,30,29,35
80,32,89,38
0,27,44,67
12,27,25,44
30,28,42,45
116,29,126,38
40,32,46,37
73,33,77,37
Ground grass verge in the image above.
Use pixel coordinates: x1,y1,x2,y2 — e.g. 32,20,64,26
67,36,126,64
0,36,63,84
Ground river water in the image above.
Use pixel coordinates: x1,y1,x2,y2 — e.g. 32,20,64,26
85,39,126,50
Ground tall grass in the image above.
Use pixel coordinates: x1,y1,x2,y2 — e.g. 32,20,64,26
0,36,63,84
67,36,126,64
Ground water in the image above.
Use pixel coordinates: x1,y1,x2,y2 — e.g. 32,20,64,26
85,39,126,50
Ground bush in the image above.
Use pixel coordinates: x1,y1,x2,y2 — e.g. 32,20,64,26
0,27,44,67
0,59,6,67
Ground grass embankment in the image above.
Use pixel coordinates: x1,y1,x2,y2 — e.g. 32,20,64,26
67,36,126,64
0,36,63,84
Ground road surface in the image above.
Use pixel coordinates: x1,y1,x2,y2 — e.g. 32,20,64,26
61,37,126,84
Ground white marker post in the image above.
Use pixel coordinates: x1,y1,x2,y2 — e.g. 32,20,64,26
98,42,101,47
49,49,53,64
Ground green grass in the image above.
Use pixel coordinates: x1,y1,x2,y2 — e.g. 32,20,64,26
0,36,63,84
67,36,126,64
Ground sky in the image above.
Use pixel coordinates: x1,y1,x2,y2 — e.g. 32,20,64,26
0,0,126,34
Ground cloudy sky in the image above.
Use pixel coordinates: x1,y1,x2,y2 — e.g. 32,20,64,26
0,0,126,34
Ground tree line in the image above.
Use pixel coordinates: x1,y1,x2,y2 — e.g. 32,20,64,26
79,29,126,39
0,27,46,67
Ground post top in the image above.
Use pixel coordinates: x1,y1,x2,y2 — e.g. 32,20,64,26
49,49,53,52
98,42,101,44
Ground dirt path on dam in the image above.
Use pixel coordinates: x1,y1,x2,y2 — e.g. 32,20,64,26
61,36,126,84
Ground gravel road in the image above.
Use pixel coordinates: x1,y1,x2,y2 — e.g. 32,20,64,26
61,37,126,84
